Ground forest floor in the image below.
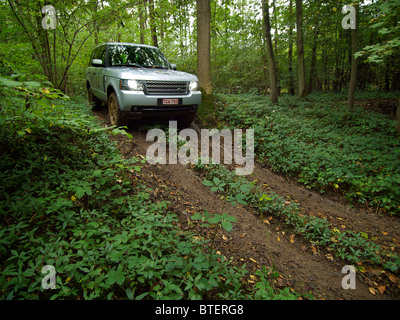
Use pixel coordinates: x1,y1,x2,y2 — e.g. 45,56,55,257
94,107,400,300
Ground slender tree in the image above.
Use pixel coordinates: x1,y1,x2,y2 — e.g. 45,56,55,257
196,0,212,95
288,0,295,95
148,0,158,47
347,3,359,111
296,0,306,97
262,0,279,103
138,0,146,44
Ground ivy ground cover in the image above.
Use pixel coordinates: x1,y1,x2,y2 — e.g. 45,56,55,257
216,93,400,216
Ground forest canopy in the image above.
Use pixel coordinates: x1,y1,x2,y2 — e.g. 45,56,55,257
0,0,399,97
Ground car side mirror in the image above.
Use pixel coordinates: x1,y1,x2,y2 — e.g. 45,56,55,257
170,63,177,70
92,59,103,67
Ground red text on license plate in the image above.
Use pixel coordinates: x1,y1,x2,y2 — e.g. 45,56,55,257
163,99,179,105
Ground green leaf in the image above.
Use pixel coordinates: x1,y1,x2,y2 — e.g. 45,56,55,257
213,177,221,185
221,221,233,232
135,292,149,300
239,184,253,193
0,76,21,87
191,212,203,220
126,288,134,300
208,214,222,224
106,266,125,286
202,180,214,187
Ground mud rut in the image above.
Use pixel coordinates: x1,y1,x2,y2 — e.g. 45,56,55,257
95,109,400,300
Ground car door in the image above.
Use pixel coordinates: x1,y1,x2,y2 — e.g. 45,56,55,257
87,49,97,93
90,45,107,99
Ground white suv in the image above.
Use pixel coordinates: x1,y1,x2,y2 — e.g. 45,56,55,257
86,42,201,126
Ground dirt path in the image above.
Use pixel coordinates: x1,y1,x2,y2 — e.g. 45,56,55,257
95,109,400,300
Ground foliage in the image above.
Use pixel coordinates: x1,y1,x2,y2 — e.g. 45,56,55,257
5,0,122,92
215,93,400,215
356,0,400,64
2,0,400,94
254,266,297,300
0,76,253,300
194,161,398,270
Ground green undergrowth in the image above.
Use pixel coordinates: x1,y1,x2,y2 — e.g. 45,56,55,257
0,76,298,300
214,93,400,215
194,162,400,273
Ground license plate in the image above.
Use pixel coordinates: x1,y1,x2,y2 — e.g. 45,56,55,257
162,99,179,105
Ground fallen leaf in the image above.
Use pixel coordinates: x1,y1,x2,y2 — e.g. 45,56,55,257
389,274,399,283
277,236,280,242
326,254,334,261
311,246,318,255
378,286,386,295
369,287,376,295
317,212,327,219
381,231,389,236
358,266,366,273
289,234,295,244
263,219,270,225
222,234,228,241
249,258,258,264
275,277,285,287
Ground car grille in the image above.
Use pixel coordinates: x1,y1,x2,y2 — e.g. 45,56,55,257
144,81,188,95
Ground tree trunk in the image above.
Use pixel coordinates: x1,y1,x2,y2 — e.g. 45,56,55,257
296,0,306,97
308,26,319,94
262,0,279,103
260,34,269,95
139,0,146,44
347,4,359,111
148,0,158,47
396,98,400,132
93,0,99,45
196,0,212,95
288,0,295,95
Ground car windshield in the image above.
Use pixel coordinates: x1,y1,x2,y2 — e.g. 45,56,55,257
108,45,171,69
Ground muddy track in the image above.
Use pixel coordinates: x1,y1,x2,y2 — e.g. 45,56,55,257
95,109,400,300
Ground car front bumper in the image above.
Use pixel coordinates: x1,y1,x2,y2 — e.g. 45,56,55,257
117,90,202,119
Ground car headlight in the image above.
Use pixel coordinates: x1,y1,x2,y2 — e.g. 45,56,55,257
189,81,199,92
120,79,144,91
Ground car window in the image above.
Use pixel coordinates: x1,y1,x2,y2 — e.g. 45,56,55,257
90,45,106,66
108,45,171,69
100,48,107,65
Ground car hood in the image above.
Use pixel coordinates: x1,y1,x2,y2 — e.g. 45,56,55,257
104,67,198,82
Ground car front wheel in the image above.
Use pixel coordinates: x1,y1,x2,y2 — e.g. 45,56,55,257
177,114,195,128
108,92,125,126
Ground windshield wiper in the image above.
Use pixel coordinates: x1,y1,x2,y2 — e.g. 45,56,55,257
111,64,143,68
141,65,168,69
